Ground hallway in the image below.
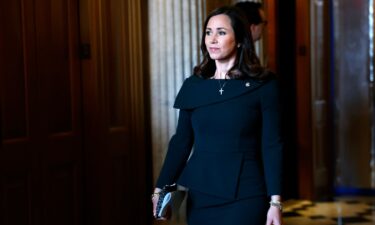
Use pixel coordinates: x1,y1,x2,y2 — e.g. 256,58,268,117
1,0,375,224
283,197,375,225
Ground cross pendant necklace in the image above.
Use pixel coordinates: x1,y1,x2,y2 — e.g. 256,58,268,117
218,79,227,95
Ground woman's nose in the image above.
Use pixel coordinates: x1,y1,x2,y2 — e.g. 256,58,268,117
210,35,218,43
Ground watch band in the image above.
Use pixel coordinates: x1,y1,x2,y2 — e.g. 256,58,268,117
269,200,283,212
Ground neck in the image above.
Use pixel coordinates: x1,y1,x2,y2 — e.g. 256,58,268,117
214,58,236,79
214,70,228,79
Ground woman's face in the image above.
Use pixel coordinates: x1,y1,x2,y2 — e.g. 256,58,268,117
205,14,237,63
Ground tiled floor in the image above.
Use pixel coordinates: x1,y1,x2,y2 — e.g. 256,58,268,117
283,196,375,225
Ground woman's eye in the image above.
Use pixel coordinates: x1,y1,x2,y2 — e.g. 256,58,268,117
219,31,226,35
205,30,212,35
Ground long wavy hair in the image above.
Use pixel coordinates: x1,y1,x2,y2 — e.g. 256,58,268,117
193,6,269,79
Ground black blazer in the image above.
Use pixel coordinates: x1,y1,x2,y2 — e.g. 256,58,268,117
156,75,283,204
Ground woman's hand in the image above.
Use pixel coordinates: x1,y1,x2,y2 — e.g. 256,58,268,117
266,204,282,225
266,196,282,225
151,188,171,220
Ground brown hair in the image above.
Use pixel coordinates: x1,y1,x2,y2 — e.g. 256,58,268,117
193,6,270,80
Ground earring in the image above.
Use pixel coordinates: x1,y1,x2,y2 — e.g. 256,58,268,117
237,44,241,48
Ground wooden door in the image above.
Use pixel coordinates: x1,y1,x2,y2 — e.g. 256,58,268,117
1,0,150,224
0,0,83,224
35,0,83,224
79,0,150,224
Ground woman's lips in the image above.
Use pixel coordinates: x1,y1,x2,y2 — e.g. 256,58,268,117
208,47,220,53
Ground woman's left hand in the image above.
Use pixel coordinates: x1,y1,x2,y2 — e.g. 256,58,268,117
266,206,282,225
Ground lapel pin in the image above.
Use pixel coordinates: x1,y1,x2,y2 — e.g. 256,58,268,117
245,82,250,87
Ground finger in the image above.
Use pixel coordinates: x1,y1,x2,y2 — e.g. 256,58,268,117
152,196,158,217
157,217,167,221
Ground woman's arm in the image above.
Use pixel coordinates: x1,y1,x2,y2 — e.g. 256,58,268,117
152,109,194,219
260,79,283,196
260,80,283,224
155,109,194,188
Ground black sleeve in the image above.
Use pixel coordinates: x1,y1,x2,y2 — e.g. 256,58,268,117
260,80,283,196
155,109,194,188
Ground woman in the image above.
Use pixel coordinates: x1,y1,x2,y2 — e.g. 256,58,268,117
152,6,283,225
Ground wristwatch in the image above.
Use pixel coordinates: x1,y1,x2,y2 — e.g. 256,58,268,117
269,200,283,212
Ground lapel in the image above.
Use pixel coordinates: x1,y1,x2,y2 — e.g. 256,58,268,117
174,75,266,109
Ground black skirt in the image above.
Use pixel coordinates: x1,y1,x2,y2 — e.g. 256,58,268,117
186,190,269,225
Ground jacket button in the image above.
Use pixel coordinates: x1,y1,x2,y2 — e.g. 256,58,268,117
245,82,250,87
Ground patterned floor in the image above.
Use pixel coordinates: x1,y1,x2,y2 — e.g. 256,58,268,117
283,196,375,225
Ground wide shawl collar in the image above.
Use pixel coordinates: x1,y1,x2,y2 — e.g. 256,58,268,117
174,75,266,109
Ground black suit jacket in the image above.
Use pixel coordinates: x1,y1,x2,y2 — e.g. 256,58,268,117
156,75,283,204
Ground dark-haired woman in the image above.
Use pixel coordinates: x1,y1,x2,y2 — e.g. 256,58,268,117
152,6,283,225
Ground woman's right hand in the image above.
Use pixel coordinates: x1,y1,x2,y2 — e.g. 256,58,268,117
152,187,171,220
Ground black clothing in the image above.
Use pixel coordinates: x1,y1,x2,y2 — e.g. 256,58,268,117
156,75,283,224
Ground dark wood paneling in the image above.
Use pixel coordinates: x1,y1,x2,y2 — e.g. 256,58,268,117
106,0,128,128
35,0,83,224
1,0,83,224
1,0,150,224
0,0,37,224
2,174,30,225
44,164,76,225
79,0,150,224
264,0,277,72
296,0,314,199
110,157,132,224
1,0,29,140
35,0,77,134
